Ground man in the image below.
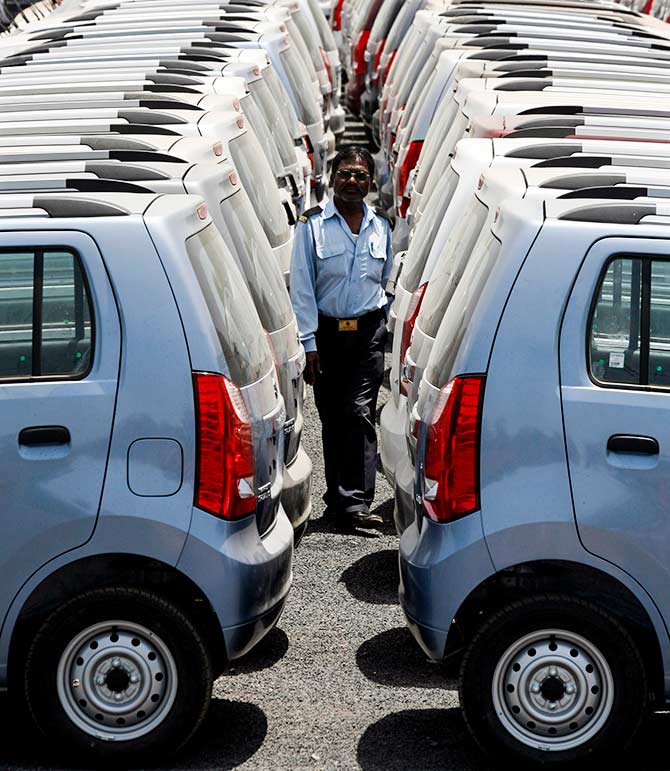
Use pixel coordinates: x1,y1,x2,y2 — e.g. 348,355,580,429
290,146,393,529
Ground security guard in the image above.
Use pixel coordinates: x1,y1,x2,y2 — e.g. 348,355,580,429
290,146,393,529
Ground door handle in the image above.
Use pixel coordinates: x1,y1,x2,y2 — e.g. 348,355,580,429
19,426,71,446
607,434,659,455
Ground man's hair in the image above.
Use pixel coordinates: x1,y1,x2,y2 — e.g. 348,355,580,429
331,145,375,178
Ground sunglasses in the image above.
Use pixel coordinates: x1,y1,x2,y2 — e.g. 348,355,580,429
335,168,371,182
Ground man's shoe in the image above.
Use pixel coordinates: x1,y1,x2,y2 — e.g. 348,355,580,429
321,505,340,521
350,511,384,529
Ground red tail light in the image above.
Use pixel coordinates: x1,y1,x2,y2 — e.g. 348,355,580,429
371,37,386,84
397,139,423,199
332,0,344,30
193,372,257,520
423,375,484,523
399,283,426,397
351,29,371,75
304,133,314,171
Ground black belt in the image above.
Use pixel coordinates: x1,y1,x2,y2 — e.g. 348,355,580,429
318,307,385,333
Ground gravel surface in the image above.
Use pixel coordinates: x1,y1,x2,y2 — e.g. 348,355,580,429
1,117,670,771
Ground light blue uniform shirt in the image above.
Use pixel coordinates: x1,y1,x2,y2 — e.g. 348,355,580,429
290,199,393,353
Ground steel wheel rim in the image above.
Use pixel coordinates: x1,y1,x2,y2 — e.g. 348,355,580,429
56,619,178,742
491,628,614,751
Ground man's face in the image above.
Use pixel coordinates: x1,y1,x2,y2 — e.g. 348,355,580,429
332,157,371,204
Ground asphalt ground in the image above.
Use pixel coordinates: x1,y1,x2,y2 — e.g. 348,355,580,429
2,116,670,771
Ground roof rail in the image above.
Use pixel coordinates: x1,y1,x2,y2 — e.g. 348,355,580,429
32,197,129,218
558,185,670,199
539,172,627,188
0,178,151,194
505,143,585,159
558,203,656,223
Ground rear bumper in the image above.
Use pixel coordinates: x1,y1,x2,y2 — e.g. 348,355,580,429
380,394,407,484
379,175,394,211
326,127,337,163
274,237,293,284
221,595,288,661
360,87,378,126
178,505,294,660
392,217,409,254
393,453,415,535
280,444,313,533
399,514,494,661
330,104,346,137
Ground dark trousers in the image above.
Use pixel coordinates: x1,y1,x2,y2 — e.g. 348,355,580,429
313,310,387,515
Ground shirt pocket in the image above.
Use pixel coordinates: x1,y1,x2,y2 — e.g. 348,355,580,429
316,239,348,279
366,238,387,283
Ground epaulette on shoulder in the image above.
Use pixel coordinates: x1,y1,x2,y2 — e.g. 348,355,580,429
375,206,395,230
298,205,323,223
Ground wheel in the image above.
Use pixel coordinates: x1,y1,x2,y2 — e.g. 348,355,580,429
24,586,212,762
459,595,646,765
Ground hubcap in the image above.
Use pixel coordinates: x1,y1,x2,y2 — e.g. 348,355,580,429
491,628,614,751
57,620,178,741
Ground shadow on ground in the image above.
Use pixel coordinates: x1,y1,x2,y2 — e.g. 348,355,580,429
356,626,457,689
357,708,490,771
358,708,670,771
0,694,267,771
303,497,396,540
340,548,399,605
220,626,289,676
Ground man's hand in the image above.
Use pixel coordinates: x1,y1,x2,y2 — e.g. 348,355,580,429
304,351,321,386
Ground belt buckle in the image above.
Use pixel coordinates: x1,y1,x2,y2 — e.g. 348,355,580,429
338,317,358,332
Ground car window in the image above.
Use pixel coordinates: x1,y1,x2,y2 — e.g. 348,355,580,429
590,256,670,388
279,45,322,126
186,223,273,387
426,230,501,388
228,131,290,249
0,248,93,380
590,258,642,386
248,76,296,168
416,197,490,337
223,190,294,332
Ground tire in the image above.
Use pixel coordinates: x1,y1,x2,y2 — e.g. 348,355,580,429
459,594,646,766
24,586,212,763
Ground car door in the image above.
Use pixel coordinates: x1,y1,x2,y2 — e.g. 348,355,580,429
560,235,670,623
0,230,120,624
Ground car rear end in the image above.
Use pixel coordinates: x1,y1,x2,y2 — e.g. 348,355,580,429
211,171,312,540
145,196,293,661
399,203,543,661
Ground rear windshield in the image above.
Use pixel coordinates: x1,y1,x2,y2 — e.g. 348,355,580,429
264,65,300,138
417,195,490,337
370,0,401,43
306,0,337,51
385,1,415,51
395,34,432,107
290,11,324,78
248,76,296,167
280,45,322,126
228,131,290,248
186,223,273,386
426,228,501,388
241,92,283,177
401,166,460,292
223,190,294,332
414,97,460,194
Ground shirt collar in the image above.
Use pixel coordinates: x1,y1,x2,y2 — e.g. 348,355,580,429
324,198,375,230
